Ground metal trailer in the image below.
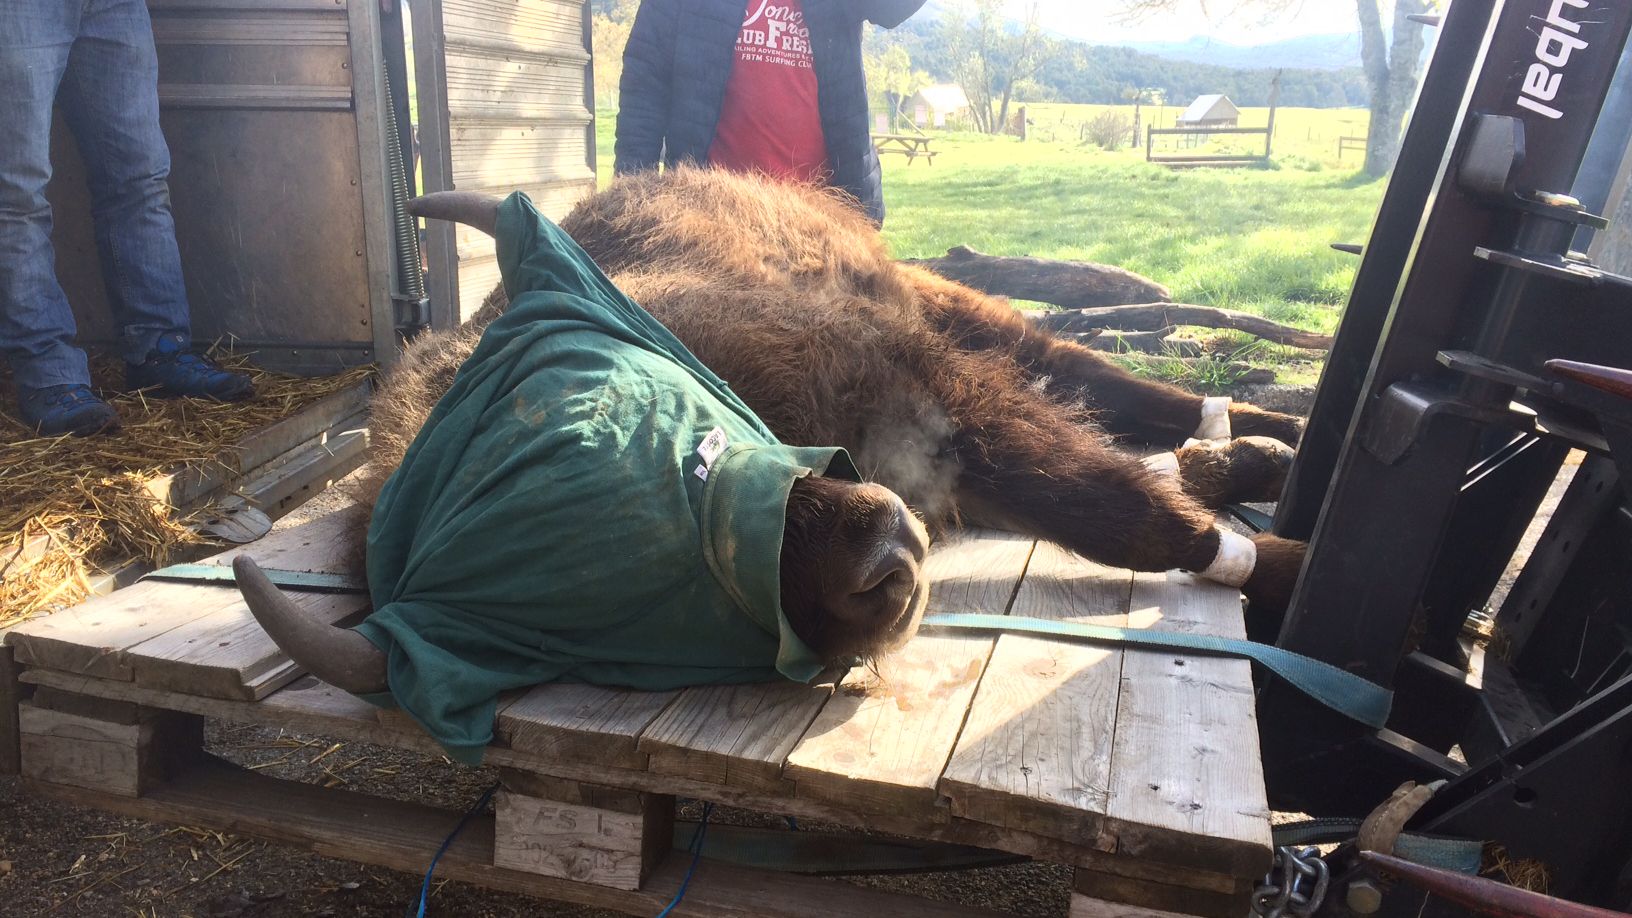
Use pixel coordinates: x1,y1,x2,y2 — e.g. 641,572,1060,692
45,0,596,377
1244,0,1632,911
36,0,596,531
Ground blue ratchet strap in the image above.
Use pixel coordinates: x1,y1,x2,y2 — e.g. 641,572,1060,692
921,612,1393,730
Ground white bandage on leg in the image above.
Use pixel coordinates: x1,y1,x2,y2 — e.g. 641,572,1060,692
1194,396,1232,442
1199,528,1257,589
1141,451,1181,476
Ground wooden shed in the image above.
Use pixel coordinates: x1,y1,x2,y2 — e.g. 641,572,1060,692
910,83,972,128
1176,94,1241,128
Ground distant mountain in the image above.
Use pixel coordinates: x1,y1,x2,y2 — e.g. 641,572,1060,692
1110,33,1364,71
881,16,1370,108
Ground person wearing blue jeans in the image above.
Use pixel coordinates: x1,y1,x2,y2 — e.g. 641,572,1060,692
1,0,253,437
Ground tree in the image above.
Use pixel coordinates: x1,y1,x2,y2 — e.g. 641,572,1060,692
589,0,639,109
941,0,1056,135
1357,0,1430,175
864,39,930,132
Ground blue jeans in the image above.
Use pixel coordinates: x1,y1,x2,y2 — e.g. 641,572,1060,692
0,0,191,391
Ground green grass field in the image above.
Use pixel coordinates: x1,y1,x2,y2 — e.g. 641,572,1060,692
594,107,1386,386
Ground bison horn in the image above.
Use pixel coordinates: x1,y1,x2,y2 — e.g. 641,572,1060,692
232,556,388,694
409,191,503,237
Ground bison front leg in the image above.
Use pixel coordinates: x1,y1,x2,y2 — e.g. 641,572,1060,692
905,265,1304,447
946,400,1304,611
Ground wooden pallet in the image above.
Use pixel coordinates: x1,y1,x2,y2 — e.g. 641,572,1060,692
3,510,1272,917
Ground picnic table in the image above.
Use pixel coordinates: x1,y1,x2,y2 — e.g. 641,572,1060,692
2,506,1270,918
872,133,937,164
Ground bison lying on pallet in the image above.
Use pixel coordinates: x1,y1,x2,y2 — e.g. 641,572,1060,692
233,169,1305,759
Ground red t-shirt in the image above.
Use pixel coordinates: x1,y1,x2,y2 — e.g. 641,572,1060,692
707,0,829,182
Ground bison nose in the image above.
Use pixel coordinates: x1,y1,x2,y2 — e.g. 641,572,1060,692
834,490,928,631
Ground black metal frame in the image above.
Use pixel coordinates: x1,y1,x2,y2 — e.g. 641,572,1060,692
1250,0,1632,907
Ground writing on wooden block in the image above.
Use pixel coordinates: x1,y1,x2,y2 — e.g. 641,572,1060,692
494,789,669,890
18,701,201,797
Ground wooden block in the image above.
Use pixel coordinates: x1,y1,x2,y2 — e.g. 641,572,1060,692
18,700,201,796
1102,571,1271,878
1074,866,1248,918
785,530,1034,818
940,543,1132,845
1068,891,1195,918
493,777,673,891
0,644,19,775
498,683,677,770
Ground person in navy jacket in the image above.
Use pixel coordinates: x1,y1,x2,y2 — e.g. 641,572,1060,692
614,0,928,224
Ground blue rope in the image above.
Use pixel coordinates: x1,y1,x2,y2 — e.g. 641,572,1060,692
414,782,500,917
654,802,713,918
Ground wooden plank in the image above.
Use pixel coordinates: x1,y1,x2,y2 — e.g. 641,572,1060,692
784,530,1035,817
939,543,1132,847
1075,849,1248,896
113,503,371,700
29,684,144,725
147,380,371,509
497,683,678,771
6,508,364,680
124,587,370,700
1102,571,1271,878
637,680,834,794
16,667,1148,870
1074,866,1247,918
27,755,1009,918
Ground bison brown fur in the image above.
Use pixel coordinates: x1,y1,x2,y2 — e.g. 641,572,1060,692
355,168,1308,656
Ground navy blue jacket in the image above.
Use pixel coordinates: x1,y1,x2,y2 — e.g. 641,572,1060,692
614,0,926,223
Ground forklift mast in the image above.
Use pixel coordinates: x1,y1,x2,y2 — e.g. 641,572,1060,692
1255,0,1632,906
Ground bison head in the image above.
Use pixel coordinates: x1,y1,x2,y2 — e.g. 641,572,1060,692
782,475,931,664
229,191,931,696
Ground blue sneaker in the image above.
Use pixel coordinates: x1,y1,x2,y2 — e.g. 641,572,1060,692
17,384,121,437
126,334,254,402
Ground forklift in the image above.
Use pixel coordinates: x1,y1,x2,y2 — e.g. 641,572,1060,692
1243,0,1632,912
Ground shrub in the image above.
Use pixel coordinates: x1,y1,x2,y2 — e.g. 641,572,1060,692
1082,111,1133,151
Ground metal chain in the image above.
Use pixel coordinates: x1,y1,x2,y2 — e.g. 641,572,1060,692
1251,845,1332,918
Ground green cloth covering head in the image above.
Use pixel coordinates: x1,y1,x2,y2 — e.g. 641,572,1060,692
355,192,856,764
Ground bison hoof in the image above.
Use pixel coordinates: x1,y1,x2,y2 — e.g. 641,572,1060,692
1176,436,1295,508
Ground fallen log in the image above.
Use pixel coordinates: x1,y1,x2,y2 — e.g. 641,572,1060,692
1077,328,1203,357
1034,303,1333,350
904,245,1170,308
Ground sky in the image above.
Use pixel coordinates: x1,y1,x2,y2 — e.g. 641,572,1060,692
989,0,1364,45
